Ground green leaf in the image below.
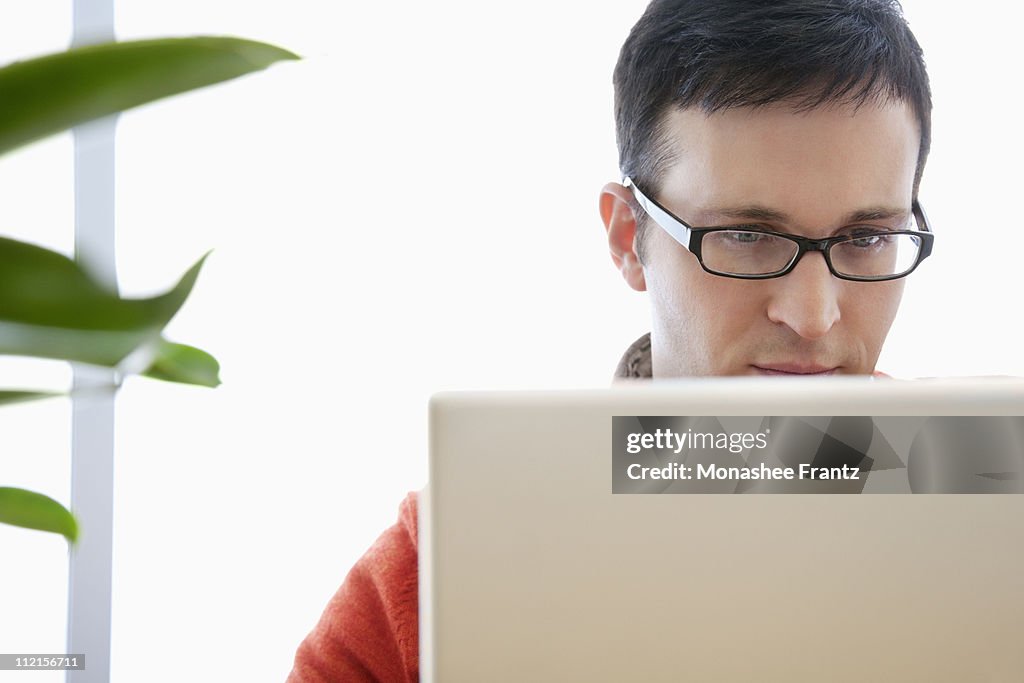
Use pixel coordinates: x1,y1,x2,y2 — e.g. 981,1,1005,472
142,339,221,388
0,36,299,156
0,240,208,365
0,390,60,405
0,487,77,542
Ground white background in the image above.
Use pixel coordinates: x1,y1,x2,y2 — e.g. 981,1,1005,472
0,2,1021,681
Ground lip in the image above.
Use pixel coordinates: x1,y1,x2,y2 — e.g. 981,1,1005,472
752,364,839,376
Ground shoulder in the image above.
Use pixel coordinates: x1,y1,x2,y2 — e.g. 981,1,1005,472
288,492,420,683
362,491,419,563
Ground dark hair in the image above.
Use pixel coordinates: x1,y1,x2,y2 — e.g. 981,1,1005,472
614,0,932,255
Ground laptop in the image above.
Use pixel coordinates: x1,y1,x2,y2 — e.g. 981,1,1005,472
421,377,1024,682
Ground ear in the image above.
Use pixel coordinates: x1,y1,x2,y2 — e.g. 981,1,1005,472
599,182,647,292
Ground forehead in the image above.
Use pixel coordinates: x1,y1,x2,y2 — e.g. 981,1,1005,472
656,100,920,227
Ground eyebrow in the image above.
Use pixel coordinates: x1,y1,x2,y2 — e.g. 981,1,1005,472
704,205,910,225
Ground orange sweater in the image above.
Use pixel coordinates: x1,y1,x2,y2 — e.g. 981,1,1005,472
286,335,890,681
287,492,420,683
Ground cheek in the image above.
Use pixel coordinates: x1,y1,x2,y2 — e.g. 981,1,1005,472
644,247,705,324
698,277,765,329
645,267,691,336
646,257,764,340
844,280,905,341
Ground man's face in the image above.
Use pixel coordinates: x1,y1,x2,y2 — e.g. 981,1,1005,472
603,100,920,377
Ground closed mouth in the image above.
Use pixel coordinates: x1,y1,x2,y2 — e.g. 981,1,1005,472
751,364,839,376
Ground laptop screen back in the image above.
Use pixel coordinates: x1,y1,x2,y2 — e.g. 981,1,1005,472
422,378,1024,682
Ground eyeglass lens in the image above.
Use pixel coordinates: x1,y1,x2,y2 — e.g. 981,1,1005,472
701,231,923,278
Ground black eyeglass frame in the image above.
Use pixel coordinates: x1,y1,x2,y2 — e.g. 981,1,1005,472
623,177,934,282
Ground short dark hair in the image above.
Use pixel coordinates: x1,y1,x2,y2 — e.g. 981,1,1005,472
614,0,932,257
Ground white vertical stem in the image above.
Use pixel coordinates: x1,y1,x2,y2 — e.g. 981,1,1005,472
67,364,117,683
68,2,117,682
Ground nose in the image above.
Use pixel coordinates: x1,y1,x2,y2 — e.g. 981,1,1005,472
765,251,841,339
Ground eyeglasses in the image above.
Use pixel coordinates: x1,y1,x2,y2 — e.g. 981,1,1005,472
624,177,934,282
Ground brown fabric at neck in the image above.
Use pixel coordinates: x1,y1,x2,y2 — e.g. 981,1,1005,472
613,332,652,380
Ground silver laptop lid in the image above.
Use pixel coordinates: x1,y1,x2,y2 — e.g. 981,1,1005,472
422,378,1024,682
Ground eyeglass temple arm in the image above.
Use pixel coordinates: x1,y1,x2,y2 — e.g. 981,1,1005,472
626,177,932,250
913,199,932,232
623,177,692,248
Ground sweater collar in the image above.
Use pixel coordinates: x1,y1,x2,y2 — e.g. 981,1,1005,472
614,333,652,380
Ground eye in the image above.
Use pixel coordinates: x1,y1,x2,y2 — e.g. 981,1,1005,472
841,228,895,249
729,231,765,244
850,234,883,248
719,227,777,244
